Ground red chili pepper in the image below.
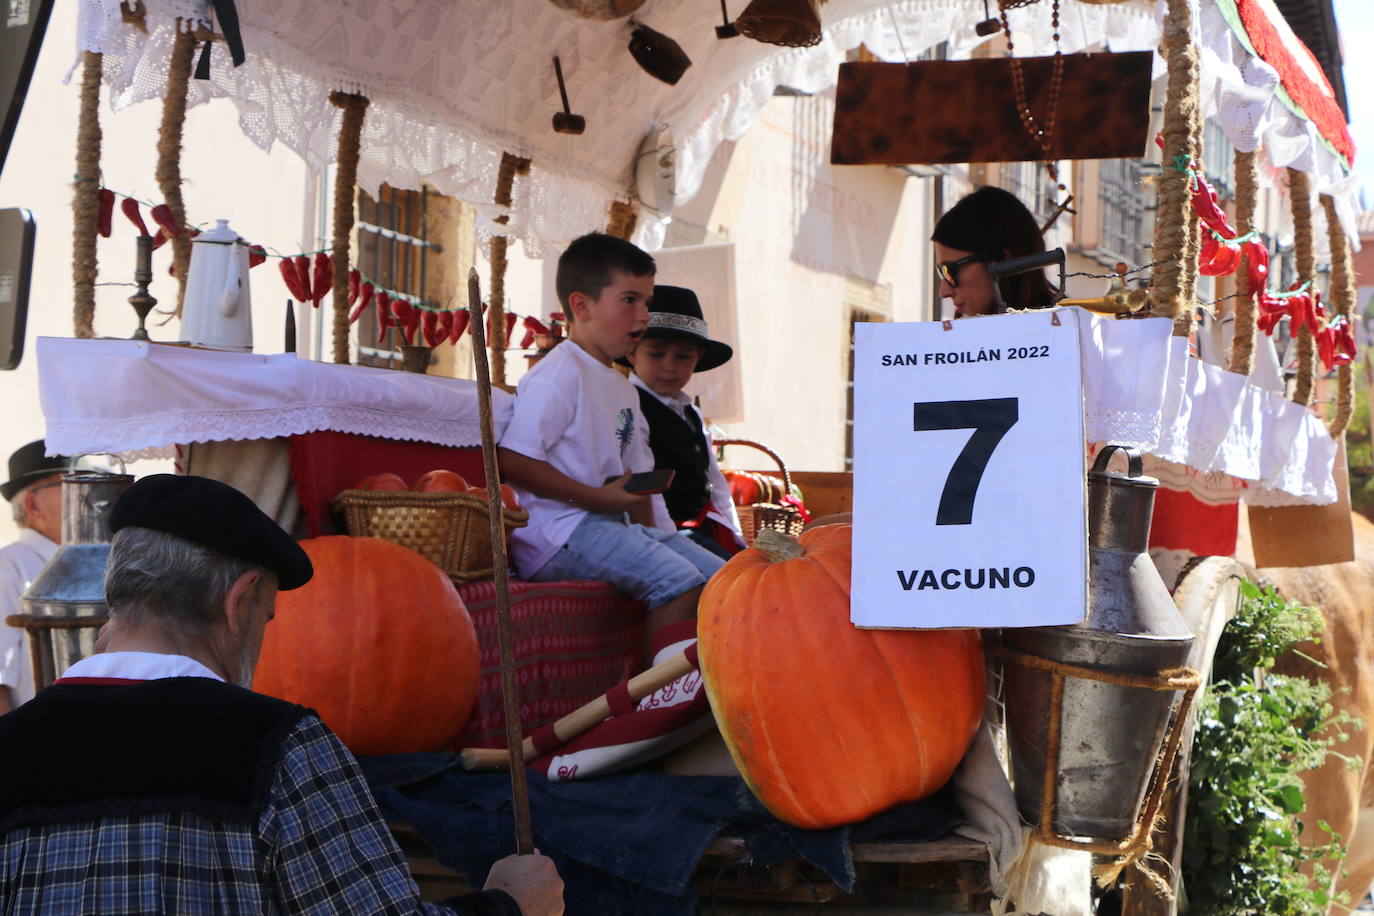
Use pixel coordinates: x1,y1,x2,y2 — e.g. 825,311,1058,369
1287,291,1317,334
1256,293,1286,335
404,306,422,345
449,310,470,344
348,294,370,325
1320,315,1357,369
391,298,414,343
1190,178,1236,238
311,252,331,308
120,197,150,236
422,309,444,348
1242,239,1269,293
348,269,361,306
1199,239,1240,277
149,204,183,238
292,256,313,306
435,310,453,345
375,291,392,332
248,245,267,268
151,228,169,251
97,189,115,238
1197,236,1220,272
279,258,310,302
357,282,375,316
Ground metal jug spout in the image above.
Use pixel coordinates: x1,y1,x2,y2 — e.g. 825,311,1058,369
1001,445,1196,840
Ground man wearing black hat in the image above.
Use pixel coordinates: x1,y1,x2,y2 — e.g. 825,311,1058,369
0,474,563,915
0,440,72,713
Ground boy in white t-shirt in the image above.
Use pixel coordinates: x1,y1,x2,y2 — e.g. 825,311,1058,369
498,234,724,660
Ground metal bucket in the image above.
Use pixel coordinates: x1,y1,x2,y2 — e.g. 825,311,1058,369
1001,446,1195,839
22,470,134,683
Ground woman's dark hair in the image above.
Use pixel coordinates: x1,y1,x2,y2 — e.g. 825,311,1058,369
932,186,1057,310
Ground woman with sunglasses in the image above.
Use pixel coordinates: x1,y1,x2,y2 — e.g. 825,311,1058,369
932,186,1058,318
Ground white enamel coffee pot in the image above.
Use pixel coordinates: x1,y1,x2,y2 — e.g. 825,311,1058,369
182,218,252,351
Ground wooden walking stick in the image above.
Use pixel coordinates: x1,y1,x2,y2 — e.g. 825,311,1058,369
467,266,534,855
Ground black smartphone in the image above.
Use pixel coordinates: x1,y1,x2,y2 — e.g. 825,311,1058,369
605,469,676,495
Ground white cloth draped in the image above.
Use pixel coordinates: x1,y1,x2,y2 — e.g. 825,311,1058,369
37,314,1338,504
36,337,512,459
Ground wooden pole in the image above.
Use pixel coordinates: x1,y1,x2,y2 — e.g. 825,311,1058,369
1322,193,1356,436
72,51,103,339
1289,168,1316,406
155,25,197,316
489,153,530,387
1151,0,1202,338
467,266,534,855
329,92,370,365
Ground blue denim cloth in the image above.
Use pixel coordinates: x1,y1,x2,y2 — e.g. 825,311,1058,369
529,512,724,608
363,756,962,916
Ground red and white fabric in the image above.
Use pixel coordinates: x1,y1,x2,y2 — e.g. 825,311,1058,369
530,619,714,783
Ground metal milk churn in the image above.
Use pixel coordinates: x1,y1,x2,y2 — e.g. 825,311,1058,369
22,469,134,685
1001,445,1195,839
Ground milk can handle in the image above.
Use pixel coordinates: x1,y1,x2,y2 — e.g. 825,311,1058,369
1091,444,1143,478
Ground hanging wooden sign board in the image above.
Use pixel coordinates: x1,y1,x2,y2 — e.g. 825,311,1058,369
830,52,1154,166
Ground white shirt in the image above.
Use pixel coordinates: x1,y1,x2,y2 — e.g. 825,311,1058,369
500,340,656,577
631,375,744,543
0,528,58,706
59,651,224,682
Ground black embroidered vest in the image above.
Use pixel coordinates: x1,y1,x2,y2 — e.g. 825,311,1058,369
636,388,712,524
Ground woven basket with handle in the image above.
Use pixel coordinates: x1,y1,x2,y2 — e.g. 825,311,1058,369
716,438,805,546
331,489,528,585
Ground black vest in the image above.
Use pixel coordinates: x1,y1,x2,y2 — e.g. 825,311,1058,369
0,677,310,832
636,388,712,524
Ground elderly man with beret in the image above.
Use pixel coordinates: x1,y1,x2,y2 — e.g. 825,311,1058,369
0,440,73,713
0,474,563,915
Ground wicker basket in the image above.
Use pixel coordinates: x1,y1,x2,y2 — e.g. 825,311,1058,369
716,438,805,546
331,489,528,585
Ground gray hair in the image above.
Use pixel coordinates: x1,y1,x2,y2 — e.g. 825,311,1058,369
105,527,264,634
10,498,26,527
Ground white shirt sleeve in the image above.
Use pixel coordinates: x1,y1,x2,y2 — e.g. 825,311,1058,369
499,377,573,463
0,551,29,693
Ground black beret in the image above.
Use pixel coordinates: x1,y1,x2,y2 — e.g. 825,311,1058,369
110,475,313,590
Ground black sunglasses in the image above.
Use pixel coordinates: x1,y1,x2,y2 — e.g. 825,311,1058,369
936,253,988,288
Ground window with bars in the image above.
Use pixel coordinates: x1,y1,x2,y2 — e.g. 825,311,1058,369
1202,117,1235,201
996,161,1059,222
354,185,443,369
1098,157,1151,266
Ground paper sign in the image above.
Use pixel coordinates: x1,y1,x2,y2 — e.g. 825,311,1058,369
851,312,1086,629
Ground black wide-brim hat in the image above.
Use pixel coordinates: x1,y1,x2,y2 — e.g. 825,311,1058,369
111,474,313,590
2,440,73,503
616,285,733,372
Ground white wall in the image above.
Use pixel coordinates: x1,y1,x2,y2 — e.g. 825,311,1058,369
0,1,315,544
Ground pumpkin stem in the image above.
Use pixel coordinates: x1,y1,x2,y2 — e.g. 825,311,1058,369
753,528,804,563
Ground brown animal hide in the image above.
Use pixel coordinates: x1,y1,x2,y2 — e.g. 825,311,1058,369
1235,511,1374,908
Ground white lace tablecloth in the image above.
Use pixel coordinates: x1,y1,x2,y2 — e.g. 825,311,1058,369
1075,309,1336,505
36,337,512,460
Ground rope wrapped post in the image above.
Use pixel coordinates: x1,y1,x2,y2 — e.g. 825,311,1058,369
1226,150,1260,376
1289,168,1316,405
1150,0,1202,338
1321,193,1356,436
328,91,370,365
155,25,198,316
606,200,638,241
489,153,531,387
72,51,104,339
466,267,535,854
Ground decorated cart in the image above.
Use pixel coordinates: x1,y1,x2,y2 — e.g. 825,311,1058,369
7,0,1368,912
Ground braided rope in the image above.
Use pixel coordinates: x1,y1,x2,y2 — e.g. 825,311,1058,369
1289,168,1316,405
156,25,197,316
329,91,369,365
1152,0,1202,338
490,152,531,387
606,200,638,240
1321,193,1355,436
1227,150,1259,376
72,52,103,339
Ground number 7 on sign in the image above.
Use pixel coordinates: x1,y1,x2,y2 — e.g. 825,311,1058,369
913,398,1019,526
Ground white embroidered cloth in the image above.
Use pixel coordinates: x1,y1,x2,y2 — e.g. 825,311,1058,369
36,337,512,459
74,0,1158,254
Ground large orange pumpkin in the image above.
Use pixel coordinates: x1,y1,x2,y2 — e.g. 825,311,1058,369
698,525,985,829
252,536,480,756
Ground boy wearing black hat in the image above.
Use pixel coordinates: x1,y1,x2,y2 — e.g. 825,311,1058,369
623,285,744,558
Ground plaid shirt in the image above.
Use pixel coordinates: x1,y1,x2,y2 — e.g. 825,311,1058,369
0,712,464,914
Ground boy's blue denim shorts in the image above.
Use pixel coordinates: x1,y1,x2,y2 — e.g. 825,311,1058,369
529,512,725,608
